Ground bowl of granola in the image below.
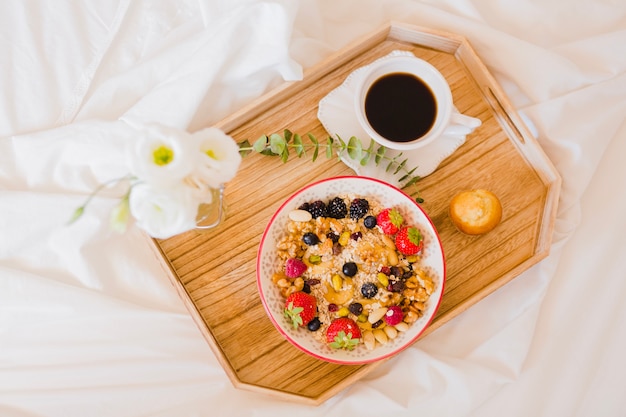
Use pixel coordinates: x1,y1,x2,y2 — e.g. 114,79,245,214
256,176,445,364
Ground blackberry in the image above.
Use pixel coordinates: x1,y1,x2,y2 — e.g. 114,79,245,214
349,198,370,220
327,197,347,219
363,215,377,229
305,200,326,218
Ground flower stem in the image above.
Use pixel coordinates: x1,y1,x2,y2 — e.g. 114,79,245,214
238,130,423,202
68,175,135,224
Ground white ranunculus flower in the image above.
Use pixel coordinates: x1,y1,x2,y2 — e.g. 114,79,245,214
128,182,200,239
129,124,196,186
191,127,242,189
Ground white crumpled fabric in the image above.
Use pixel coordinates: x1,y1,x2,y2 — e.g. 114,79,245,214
1,1,625,416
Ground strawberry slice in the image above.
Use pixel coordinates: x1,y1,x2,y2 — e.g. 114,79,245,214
395,226,423,255
284,291,316,329
326,317,361,350
376,208,403,235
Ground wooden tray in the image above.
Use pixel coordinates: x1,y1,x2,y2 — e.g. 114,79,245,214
149,22,561,405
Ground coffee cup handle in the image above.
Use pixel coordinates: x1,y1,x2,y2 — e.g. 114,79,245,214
443,112,482,136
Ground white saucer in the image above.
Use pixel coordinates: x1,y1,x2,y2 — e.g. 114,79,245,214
317,50,472,187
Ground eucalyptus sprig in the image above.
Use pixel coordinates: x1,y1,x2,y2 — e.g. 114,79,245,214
238,130,423,202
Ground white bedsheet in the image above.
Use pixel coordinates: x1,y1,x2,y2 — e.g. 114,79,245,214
1,1,625,416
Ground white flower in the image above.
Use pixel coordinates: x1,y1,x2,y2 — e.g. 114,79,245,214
73,122,242,239
128,182,200,239
128,124,196,186
190,127,242,189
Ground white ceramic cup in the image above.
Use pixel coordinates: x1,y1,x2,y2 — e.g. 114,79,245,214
354,55,481,151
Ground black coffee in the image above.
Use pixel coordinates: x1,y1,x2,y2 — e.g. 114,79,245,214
364,72,437,143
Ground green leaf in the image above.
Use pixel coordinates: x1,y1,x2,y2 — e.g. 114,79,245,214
238,139,252,156
360,140,375,166
308,132,318,146
253,135,268,153
394,158,407,175
283,129,293,143
67,206,84,225
326,137,333,159
399,166,418,182
347,136,362,160
294,134,305,157
404,176,420,187
269,133,286,155
375,145,386,165
312,143,319,162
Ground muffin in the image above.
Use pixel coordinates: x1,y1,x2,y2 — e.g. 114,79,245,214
449,189,502,235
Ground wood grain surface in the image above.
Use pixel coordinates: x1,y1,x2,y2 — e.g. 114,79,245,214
149,22,560,405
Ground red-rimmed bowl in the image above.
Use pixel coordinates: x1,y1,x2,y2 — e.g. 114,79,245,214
256,176,445,364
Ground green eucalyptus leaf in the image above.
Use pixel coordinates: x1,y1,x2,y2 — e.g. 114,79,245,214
326,137,333,159
308,132,318,145
253,135,268,153
68,206,84,224
360,140,375,166
347,136,362,160
238,139,252,156
394,159,407,175
284,129,293,143
294,134,305,157
375,146,386,165
269,133,286,155
405,176,420,187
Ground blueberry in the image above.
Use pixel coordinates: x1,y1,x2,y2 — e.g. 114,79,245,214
348,302,363,316
361,282,378,298
302,282,311,294
302,232,319,246
342,262,358,277
363,215,377,229
307,317,321,331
